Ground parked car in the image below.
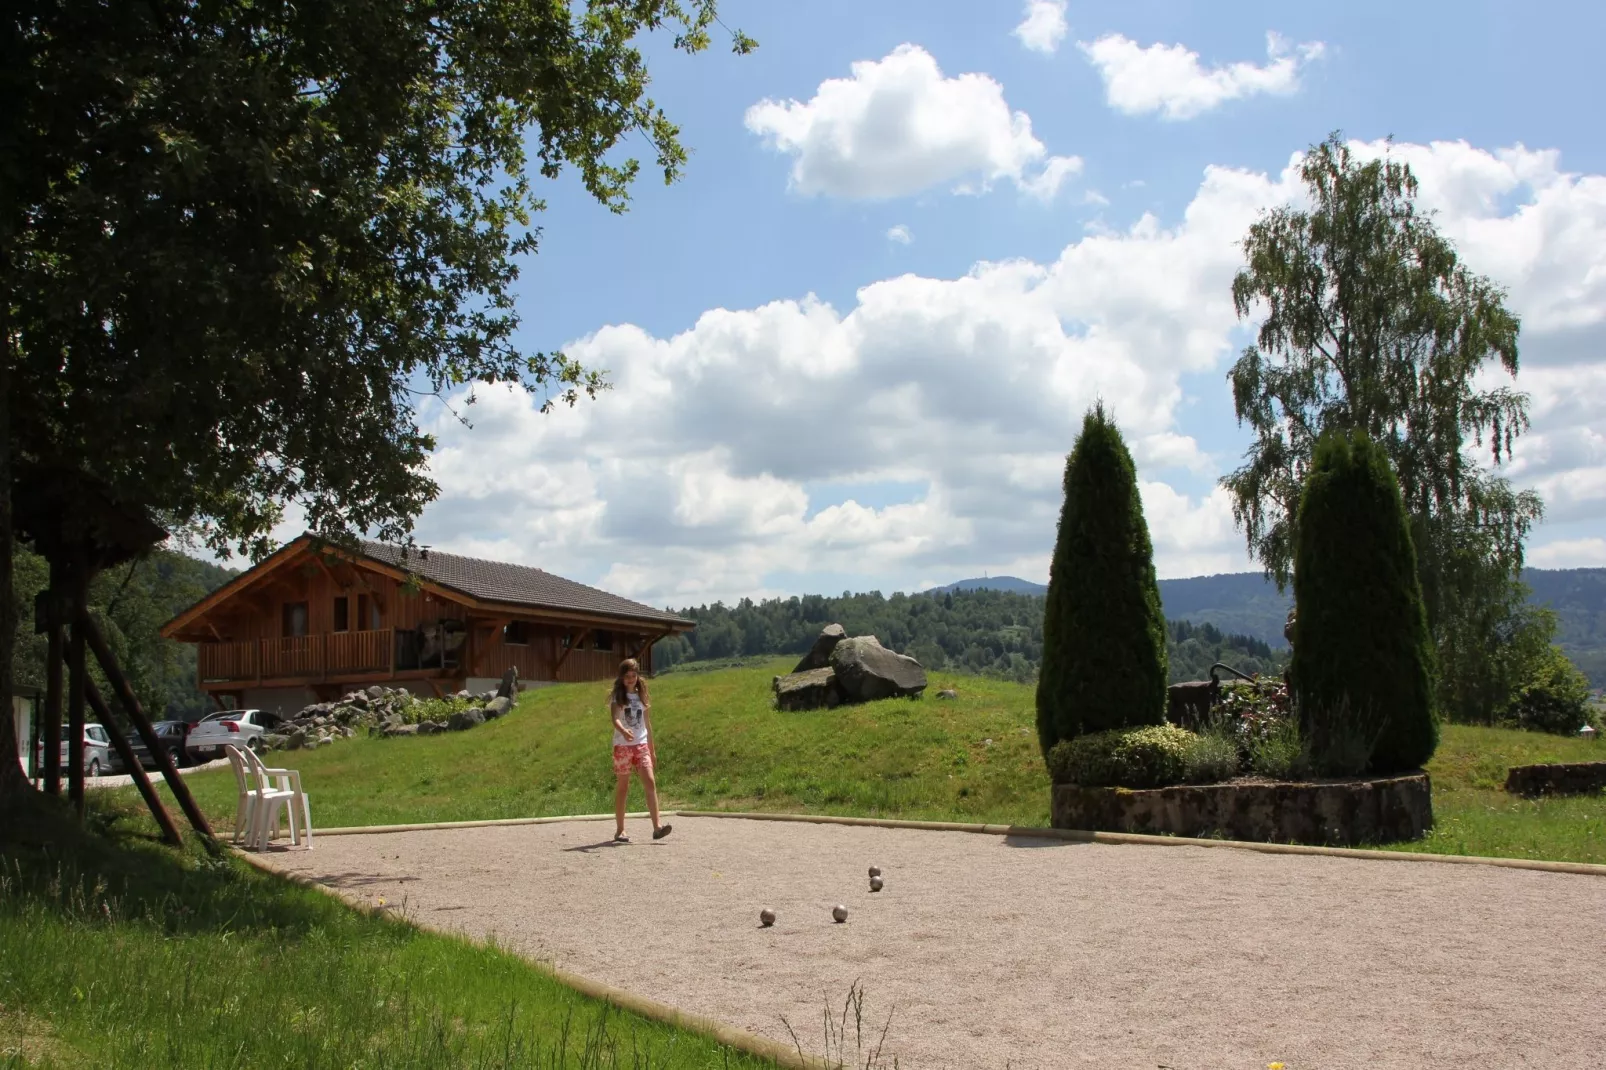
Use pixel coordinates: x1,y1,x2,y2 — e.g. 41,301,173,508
35,724,124,778
129,719,193,769
185,709,281,761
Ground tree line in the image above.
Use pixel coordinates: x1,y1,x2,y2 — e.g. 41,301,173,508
652,587,1284,685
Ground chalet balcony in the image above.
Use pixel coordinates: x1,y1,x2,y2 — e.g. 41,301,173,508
199,628,398,684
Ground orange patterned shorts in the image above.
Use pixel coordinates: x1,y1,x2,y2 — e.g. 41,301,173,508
612,744,653,776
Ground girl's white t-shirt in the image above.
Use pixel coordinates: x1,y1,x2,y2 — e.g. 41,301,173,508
613,691,648,747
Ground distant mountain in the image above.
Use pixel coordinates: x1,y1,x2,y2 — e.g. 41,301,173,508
932,568,1606,684
928,576,1047,596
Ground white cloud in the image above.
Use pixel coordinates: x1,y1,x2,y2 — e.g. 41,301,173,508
1528,538,1606,569
1013,0,1068,55
1080,31,1325,120
744,44,1081,201
886,224,913,245
383,138,1606,604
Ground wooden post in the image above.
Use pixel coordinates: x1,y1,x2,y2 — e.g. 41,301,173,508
80,613,214,840
66,562,87,818
552,628,590,677
42,619,62,796
85,678,182,846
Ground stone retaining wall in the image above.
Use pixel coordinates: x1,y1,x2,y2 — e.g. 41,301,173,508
1051,774,1432,847
1503,761,1606,798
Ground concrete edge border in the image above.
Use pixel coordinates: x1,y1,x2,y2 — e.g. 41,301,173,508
315,812,651,837
673,809,1606,878
233,848,821,1069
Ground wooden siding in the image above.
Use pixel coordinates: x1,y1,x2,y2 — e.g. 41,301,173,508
189,549,669,690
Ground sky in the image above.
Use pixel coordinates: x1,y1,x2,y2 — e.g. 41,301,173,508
272,0,1606,608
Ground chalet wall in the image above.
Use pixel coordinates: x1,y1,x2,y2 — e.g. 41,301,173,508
205,558,466,642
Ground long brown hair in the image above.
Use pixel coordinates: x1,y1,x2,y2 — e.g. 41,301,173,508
610,658,649,708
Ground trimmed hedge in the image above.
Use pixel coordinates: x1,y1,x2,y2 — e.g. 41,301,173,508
1291,431,1438,774
1047,725,1197,788
1036,404,1168,755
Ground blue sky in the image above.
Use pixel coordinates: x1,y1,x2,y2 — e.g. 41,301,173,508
326,1,1606,607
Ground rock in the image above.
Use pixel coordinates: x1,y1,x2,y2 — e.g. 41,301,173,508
284,727,307,750
340,725,354,738
792,624,847,673
365,685,384,699
260,734,289,751
395,688,409,698
381,723,420,738
417,720,445,735
936,688,958,700
454,689,472,700
479,690,497,703
304,738,321,751
1504,761,1606,798
496,667,519,700
312,715,328,727
483,695,512,720
773,667,841,712
829,636,927,702
447,708,486,732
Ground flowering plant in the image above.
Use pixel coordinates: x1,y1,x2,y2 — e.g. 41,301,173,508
1215,674,1291,746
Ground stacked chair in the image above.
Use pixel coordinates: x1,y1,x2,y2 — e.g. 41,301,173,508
224,743,313,850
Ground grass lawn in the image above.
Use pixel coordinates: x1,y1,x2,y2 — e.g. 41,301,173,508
132,661,1606,863
0,792,770,1069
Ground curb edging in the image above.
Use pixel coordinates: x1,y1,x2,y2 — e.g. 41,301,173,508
233,849,823,1069
673,809,1606,878
315,812,651,837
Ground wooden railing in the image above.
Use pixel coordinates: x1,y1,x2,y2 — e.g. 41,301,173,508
198,629,394,684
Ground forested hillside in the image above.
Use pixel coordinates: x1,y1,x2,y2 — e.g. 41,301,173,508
936,569,1606,685
653,588,1283,684
10,546,237,721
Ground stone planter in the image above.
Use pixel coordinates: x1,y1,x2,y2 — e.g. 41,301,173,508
1503,761,1606,798
1051,773,1432,847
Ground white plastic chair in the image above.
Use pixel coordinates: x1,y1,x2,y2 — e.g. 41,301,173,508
223,745,267,847
244,746,312,850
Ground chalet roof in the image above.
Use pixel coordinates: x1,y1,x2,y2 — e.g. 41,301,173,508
358,541,690,629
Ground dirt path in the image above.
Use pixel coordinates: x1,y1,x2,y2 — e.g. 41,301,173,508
259,816,1606,1069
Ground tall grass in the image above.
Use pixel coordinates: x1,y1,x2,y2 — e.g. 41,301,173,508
0,795,767,1069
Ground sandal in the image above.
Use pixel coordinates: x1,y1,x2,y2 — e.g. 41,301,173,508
613,832,630,843
652,823,673,840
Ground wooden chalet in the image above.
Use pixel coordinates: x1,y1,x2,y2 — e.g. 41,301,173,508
160,535,694,713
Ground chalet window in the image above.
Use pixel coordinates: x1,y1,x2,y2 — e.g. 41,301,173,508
503,621,531,646
332,597,350,633
282,601,309,638
357,593,381,630
594,630,613,652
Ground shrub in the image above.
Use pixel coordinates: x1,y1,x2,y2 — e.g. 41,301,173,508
1246,718,1309,780
1181,725,1241,784
1291,431,1438,774
1508,646,1593,734
1036,403,1168,755
1046,725,1195,788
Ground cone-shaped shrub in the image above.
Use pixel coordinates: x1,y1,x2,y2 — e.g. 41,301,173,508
1291,431,1438,773
1036,403,1168,755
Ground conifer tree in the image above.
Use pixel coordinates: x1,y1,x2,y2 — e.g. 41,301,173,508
1036,404,1168,755
1292,432,1438,773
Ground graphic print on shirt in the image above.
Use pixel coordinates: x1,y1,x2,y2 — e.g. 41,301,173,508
614,691,648,746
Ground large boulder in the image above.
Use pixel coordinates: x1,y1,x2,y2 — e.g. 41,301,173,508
792,624,847,673
447,708,486,732
483,695,513,720
496,667,519,700
829,637,927,702
1166,680,1218,731
773,667,841,711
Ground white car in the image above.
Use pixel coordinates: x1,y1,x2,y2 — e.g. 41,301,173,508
185,709,282,761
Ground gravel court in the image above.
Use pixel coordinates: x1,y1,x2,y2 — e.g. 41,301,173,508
258,815,1606,1069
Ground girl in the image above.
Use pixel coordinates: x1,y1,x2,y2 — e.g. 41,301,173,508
610,658,671,842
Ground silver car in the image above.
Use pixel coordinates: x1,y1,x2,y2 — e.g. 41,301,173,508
36,724,124,778
185,709,281,761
